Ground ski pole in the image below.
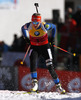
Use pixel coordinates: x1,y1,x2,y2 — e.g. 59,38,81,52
20,45,31,65
53,45,76,56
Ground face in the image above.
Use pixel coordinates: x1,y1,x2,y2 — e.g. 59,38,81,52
32,21,41,29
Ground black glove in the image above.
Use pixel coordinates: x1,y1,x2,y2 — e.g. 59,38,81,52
50,37,55,46
24,37,30,45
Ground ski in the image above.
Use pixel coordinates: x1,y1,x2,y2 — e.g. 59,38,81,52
17,91,39,94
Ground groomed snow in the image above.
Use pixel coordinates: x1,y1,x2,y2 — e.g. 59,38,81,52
0,90,81,100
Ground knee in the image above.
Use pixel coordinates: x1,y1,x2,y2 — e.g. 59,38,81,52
46,59,58,79
46,59,53,67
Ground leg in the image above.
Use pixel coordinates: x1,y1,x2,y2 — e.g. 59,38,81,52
42,44,66,94
29,47,38,76
43,47,59,84
29,48,38,92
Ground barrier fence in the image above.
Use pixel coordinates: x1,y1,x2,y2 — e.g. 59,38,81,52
0,66,81,93
18,66,81,93
0,66,18,90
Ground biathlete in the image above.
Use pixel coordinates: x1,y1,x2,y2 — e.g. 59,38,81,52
21,13,66,94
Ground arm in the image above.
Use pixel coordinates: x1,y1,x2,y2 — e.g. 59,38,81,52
21,23,30,44
44,23,56,44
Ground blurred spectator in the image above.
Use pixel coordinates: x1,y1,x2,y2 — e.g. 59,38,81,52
11,34,19,52
59,11,77,34
65,7,73,20
0,41,4,52
58,14,77,50
72,6,81,53
73,5,81,27
18,35,27,52
0,41,9,53
11,34,29,52
65,15,77,33
59,7,77,33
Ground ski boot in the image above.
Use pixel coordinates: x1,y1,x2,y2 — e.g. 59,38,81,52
56,83,66,94
31,79,38,92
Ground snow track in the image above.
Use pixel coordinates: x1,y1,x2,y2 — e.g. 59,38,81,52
0,90,81,100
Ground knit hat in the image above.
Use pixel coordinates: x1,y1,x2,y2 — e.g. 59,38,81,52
32,13,41,22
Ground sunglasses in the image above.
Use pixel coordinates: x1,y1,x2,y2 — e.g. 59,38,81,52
32,22,39,25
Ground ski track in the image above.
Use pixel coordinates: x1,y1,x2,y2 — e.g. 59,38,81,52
0,90,81,100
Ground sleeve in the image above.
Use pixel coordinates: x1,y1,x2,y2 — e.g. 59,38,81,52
44,23,56,44
21,23,30,44
21,23,30,38
44,23,56,38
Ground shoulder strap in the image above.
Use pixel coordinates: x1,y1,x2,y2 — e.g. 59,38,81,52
41,22,47,33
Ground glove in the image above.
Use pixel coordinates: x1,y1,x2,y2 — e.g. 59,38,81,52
24,37,30,45
50,37,55,46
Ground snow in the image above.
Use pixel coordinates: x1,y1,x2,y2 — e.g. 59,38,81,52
0,90,81,100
